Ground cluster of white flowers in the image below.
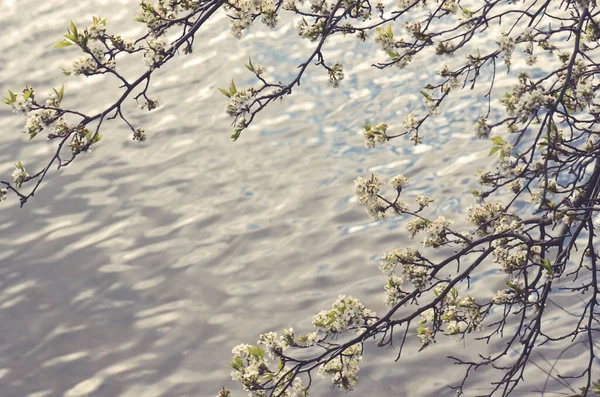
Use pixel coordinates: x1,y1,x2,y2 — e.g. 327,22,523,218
467,201,505,236
84,16,107,39
515,87,548,120
353,175,382,203
317,343,362,391
327,62,344,88
422,94,438,115
388,174,408,190
493,248,528,273
379,247,420,276
422,216,453,247
225,89,255,118
229,341,308,397
384,275,405,307
70,41,114,75
257,328,294,359
415,194,434,209
517,30,538,66
405,217,427,238
12,162,28,188
442,76,461,92
136,0,188,30
296,330,320,347
144,36,170,69
260,0,278,28
430,286,482,334
5,87,72,140
416,326,434,348
9,91,32,114
474,116,490,138
361,122,388,148
491,289,514,304
402,112,418,132
0,188,7,201
296,18,324,42
404,20,421,38
403,263,430,289
312,295,376,334
497,34,515,59
25,109,57,139
575,78,595,109
226,0,279,37
353,173,413,219
374,26,396,53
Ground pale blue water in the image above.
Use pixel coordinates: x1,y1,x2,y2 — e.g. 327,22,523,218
0,1,585,397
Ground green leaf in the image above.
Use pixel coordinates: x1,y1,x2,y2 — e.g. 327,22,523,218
231,130,241,141
277,359,284,370
16,161,24,170
23,89,33,101
4,89,16,104
69,21,78,36
505,279,521,291
55,84,65,103
541,258,553,273
488,146,500,156
228,357,244,371
490,136,504,145
61,67,72,76
247,346,265,359
64,33,77,42
53,39,74,49
229,79,237,95
420,90,432,100
245,57,254,72
218,88,231,98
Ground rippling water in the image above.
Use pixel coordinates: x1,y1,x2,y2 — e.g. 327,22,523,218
0,1,584,396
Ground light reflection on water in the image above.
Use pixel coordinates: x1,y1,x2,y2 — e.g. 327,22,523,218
0,1,580,397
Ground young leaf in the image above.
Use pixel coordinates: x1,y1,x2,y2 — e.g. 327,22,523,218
218,88,231,98
489,146,500,156
490,136,504,145
53,39,74,49
57,85,65,103
229,79,237,95
69,21,78,37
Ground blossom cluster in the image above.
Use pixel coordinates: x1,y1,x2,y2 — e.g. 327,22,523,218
4,87,72,141
317,343,362,391
361,122,388,148
225,0,278,38
229,342,308,397
416,285,481,350
312,295,376,334
144,36,170,69
12,162,29,188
